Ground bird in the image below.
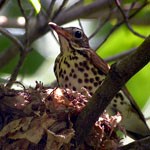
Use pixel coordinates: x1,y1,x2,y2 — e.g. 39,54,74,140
49,22,150,140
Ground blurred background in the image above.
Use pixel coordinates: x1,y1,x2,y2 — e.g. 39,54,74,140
0,0,150,139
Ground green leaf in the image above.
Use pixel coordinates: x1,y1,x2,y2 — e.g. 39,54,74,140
29,0,41,14
97,25,150,58
127,64,150,109
84,0,94,5
0,49,45,75
20,49,45,75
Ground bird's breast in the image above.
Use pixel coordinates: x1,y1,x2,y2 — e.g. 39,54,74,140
54,52,106,95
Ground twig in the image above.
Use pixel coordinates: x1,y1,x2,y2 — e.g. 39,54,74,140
126,1,136,16
6,0,32,88
96,1,148,50
47,0,56,19
0,1,148,71
115,0,146,39
65,0,83,12
89,3,112,40
75,35,150,145
78,19,84,31
5,0,32,88
17,0,29,47
52,0,69,20
89,13,111,40
0,27,24,50
6,51,27,88
104,48,137,63
54,0,113,25
17,0,28,21
0,46,19,69
95,22,122,50
126,22,146,38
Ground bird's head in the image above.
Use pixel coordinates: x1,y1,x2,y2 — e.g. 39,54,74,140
49,22,90,52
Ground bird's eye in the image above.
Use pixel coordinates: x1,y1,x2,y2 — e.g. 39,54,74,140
74,30,82,39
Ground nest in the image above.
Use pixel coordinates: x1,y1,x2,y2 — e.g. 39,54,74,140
0,82,124,150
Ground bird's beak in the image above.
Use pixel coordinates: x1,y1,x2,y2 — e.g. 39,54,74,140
49,22,71,39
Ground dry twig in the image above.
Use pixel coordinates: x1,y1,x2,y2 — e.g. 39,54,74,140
47,0,56,19
115,0,146,39
105,48,137,63
52,0,69,20
96,1,148,49
0,27,24,50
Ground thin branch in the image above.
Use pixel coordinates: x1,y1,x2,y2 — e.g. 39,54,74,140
17,0,28,21
78,19,84,31
0,1,149,29
115,0,146,39
89,13,111,40
89,2,112,40
6,51,27,88
126,1,136,17
17,0,30,47
96,1,148,50
0,1,148,71
0,47,19,68
104,48,137,63
0,27,24,50
47,0,56,19
54,0,113,25
65,0,83,12
126,22,146,39
5,0,33,88
52,0,69,20
75,35,150,145
95,22,122,50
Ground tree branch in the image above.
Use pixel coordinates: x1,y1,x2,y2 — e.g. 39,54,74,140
54,0,113,25
0,27,24,50
0,0,148,70
95,0,147,49
115,0,146,39
46,0,56,19
104,48,137,63
75,35,150,145
5,51,27,88
0,47,19,68
119,136,150,150
52,0,69,20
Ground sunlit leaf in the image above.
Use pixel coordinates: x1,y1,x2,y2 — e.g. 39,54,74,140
97,25,150,58
29,0,41,14
83,0,94,5
127,64,150,108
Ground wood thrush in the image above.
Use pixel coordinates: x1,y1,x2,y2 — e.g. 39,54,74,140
49,22,150,140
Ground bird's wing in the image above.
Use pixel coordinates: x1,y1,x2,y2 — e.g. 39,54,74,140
88,48,148,125
122,86,148,124
87,48,110,74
